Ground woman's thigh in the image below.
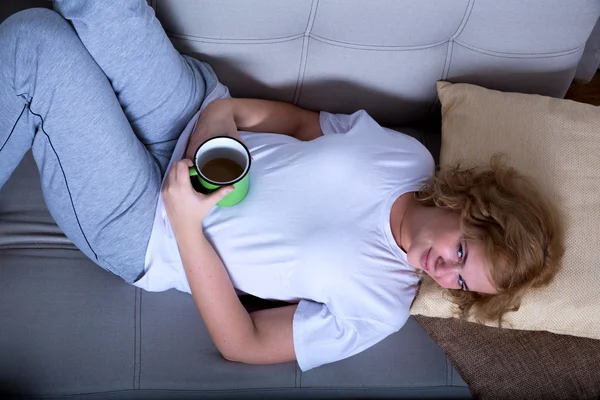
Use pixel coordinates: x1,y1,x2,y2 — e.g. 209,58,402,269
0,9,160,283
54,0,213,174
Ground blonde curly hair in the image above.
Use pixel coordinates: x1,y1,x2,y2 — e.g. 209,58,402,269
415,154,564,325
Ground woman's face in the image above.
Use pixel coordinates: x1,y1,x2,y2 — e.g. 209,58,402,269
406,210,498,294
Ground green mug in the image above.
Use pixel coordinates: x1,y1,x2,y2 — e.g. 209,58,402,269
189,136,251,207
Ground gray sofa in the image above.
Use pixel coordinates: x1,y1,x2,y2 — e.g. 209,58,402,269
1,1,599,399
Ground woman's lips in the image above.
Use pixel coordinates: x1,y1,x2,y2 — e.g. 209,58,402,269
420,247,431,272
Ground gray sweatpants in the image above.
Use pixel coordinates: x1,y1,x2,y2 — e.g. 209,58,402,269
0,1,217,282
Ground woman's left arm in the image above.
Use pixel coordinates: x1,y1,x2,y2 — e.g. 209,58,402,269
162,159,297,364
185,99,323,159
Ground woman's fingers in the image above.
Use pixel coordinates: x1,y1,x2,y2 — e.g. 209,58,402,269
206,186,234,207
173,159,193,184
176,159,187,179
165,160,178,183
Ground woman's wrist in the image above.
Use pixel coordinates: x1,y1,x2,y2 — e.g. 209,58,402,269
186,100,237,158
172,221,205,249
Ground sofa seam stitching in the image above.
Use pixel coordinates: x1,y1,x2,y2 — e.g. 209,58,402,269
443,0,473,79
296,34,587,56
294,38,311,105
293,0,319,105
308,35,447,52
443,0,474,80
167,32,303,45
166,31,303,42
138,290,143,389
435,0,474,119
450,0,475,40
294,363,298,388
454,40,586,58
133,288,138,389
291,29,309,104
308,34,448,50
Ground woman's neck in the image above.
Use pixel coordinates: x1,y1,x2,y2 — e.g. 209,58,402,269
389,192,416,252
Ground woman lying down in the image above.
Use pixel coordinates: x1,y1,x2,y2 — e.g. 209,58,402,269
0,0,562,371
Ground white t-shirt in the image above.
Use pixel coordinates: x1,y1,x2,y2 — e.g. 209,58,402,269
135,83,435,371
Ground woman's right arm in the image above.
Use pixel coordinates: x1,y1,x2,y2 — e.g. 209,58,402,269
162,160,298,365
185,99,323,159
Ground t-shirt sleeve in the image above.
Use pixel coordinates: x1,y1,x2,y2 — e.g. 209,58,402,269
292,299,398,371
319,110,370,135
319,109,435,192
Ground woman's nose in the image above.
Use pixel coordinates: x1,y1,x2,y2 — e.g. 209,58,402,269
434,257,461,274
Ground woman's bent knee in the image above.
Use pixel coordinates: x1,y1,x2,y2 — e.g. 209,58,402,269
1,8,76,49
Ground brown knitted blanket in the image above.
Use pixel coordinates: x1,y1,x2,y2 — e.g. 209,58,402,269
414,316,600,399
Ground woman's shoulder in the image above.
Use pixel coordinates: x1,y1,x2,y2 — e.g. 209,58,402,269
328,269,419,331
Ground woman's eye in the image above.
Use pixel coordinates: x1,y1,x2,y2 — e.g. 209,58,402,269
457,242,464,261
458,275,466,291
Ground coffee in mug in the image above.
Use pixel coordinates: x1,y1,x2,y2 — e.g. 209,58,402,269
189,136,251,207
200,158,244,183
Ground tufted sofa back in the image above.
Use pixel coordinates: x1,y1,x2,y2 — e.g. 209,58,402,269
150,0,600,126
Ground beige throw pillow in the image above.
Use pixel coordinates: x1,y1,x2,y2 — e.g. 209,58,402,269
410,81,600,340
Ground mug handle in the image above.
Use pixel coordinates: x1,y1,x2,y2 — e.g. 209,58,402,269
189,167,217,194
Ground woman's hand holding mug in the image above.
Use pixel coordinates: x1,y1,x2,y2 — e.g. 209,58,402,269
162,159,233,232
183,100,252,208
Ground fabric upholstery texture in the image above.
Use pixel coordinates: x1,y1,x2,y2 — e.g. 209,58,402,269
0,246,467,399
0,249,137,396
149,0,600,126
411,81,600,341
415,316,600,400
